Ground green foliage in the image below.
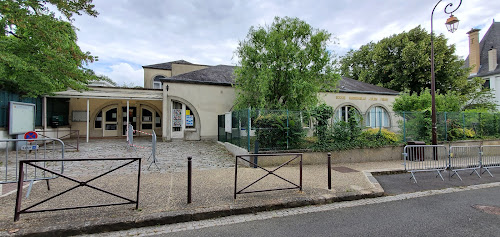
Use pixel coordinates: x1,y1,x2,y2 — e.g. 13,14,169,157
446,118,476,141
0,0,102,97
340,26,470,95
358,128,400,148
393,88,462,113
311,103,333,145
462,77,497,111
234,16,340,111
254,112,304,150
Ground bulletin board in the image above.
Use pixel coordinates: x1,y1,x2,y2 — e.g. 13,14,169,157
9,101,36,135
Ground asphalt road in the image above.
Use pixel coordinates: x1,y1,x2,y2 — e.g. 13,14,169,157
108,186,500,237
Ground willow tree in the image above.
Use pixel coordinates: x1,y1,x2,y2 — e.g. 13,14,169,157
0,0,101,97
234,16,340,111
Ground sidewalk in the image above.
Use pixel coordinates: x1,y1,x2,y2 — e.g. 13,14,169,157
0,159,403,236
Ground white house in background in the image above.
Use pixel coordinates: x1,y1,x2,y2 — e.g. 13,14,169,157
465,20,500,108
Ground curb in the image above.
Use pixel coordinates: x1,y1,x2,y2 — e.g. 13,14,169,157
11,190,384,237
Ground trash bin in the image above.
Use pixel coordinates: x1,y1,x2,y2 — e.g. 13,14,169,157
407,141,425,161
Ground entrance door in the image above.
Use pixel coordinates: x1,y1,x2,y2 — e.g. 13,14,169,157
140,107,154,135
103,107,119,137
122,107,137,136
171,101,184,139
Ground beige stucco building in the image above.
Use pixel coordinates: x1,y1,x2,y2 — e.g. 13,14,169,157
1,60,400,142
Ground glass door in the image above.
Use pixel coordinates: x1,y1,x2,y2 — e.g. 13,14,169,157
103,107,118,137
140,107,154,135
171,101,184,139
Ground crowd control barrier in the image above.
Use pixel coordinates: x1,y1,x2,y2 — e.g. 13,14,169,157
449,146,481,181
403,145,448,183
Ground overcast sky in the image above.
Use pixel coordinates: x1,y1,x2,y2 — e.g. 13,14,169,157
72,0,500,87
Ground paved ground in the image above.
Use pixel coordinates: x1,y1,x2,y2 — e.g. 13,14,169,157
1,138,235,189
1,138,500,236
94,183,500,237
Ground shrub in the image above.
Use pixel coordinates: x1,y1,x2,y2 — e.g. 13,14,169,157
311,103,333,145
360,128,400,147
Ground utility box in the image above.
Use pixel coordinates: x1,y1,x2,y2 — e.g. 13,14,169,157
51,115,62,128
407,141,426,161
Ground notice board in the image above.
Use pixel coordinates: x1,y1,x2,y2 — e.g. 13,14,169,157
9,101,36,135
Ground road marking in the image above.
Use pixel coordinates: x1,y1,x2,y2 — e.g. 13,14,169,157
82,182,500,237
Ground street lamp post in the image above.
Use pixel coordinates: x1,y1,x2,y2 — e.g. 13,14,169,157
430,0,461,145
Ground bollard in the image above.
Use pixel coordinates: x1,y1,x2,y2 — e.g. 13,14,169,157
328,152,332,190
187,156,192,204
253,140,259,168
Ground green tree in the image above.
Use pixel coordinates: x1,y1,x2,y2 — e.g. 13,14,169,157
340,26,469,95
392,88,462,113
234,16,340,111
461,77,497,111
0,0,100,97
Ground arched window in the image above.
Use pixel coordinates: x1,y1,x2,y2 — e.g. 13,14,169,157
366,106,390,128
334,105,360,122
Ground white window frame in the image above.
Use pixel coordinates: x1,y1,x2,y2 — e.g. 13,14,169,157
366,106,390,128
153,81,162,89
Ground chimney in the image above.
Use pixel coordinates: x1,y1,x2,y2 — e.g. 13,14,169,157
467,28,481,74
489,47,497,71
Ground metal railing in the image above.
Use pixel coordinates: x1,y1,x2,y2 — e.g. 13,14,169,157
480,145,500,177
449,146,481,181
1,138,65,185
36,129,79,151
234,153,302,199
14,157,141,221
403,145,448,183
403,144,500,182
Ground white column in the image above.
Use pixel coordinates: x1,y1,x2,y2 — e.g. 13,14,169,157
86,98,89,143
127,100,130,139
162,84,169,141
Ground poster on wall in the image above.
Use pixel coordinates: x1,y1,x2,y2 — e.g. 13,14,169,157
186,115,193,126
172,109,182,127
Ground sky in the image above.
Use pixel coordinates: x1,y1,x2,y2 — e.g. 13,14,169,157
71,0,500,87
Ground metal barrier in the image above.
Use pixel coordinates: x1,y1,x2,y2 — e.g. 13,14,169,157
480,145,500,177
36,129,79,151
1,138,64,185
403,145,448,183
234,153,302,199
449,146,481,181
126,124,158,170
14,157,141,221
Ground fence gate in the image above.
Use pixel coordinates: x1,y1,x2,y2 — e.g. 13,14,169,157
234,153,302,199
449,146,481,181
403,145,448,183
480,145,500,177
1,138,65,196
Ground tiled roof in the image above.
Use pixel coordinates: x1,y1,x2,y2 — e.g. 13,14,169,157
337,77,399,95
160,65,399,95
159,65,235,85
465,22,500,77
142,60,195,70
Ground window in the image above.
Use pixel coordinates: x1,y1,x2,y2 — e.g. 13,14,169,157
153,82,162,89
366,106,389,128
483,79,490,89
334,105,360,122
155,112,161,127
185,106,195,128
